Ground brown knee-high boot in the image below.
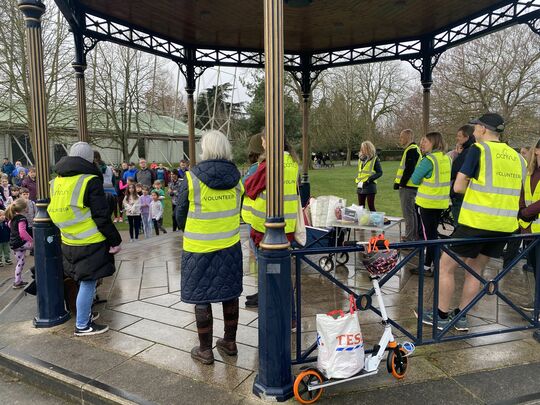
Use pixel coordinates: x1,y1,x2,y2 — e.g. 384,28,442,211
216,298,239,356
191,304,214,364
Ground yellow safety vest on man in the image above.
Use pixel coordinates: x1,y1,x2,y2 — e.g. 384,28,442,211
415,151,451,209
519,173,540,232
48,174,106,246
356,157,378,184
395,143,421,187
183,171,244,254
251,152,299,234
459,141,526,232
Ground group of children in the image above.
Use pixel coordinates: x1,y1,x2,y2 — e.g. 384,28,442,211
122,180,167,242
0,173,37,289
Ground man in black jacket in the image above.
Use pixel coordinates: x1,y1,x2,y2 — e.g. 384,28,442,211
393,129,421,242
450,125,475,225
49,142,122,336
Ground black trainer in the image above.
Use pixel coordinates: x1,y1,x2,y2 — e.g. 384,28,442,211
74,322,109,337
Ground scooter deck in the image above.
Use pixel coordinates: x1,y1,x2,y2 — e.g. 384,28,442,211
309,369,379,391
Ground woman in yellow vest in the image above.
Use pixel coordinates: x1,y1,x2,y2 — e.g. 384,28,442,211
411,132,451,276
242,134,299,309
48,142,122,336
518,138,540,311
355,141,383,211
175,130,244,365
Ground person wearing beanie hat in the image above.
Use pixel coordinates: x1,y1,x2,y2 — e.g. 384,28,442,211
48,144,122,337
69,142,95,163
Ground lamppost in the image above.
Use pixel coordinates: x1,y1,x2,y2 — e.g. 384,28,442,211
18,0,69,327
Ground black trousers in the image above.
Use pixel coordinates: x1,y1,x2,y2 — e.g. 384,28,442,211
153,218,166,235
172,204,178,231
419,207,443,267
128,215,141,239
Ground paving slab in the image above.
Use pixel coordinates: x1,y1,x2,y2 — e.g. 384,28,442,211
113,301,194,328
135,344,253,390
121,319,199,352
429,340,540,376
95,358,254,405
454,362,540,404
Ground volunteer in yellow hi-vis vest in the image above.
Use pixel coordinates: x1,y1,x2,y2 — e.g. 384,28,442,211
410,132,451,276
394,129,421,242
517,138,540,311
421,113,525,333
355,141,382,211
242,135,300,309
175,131,244,365
48,142,122,337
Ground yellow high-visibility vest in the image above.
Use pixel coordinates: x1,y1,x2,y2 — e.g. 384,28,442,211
395,143,421,187
519,173,540,232
458,141,526,232
183,171,244,254
48,174,106,246
241,195,255,225
415,151,451,209
251,152,299,233
356,156,378,184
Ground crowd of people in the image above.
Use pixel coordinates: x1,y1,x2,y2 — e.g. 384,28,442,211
354,113,531,332
0,158,39,290
23,110,536,366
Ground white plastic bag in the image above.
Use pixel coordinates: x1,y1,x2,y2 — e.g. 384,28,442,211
316,297,365,379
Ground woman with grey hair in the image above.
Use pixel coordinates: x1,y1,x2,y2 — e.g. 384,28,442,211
355,140,383,211
175,130,244,365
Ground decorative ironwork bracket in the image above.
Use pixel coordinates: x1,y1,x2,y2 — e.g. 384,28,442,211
527,17,540,36
83,36,99,57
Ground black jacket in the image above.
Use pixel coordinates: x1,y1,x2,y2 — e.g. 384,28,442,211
450,135,476,199
53,157,122,281
176,159,243,304
9,214,28,250
400,143,420,188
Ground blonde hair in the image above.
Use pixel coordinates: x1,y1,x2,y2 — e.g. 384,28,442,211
200,130,233,161
5,198,27,220
360,141,376,159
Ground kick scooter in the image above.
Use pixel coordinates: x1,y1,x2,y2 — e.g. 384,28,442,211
293,236,414,404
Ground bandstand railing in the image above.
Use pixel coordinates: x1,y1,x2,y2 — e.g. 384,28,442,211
291,234,540,365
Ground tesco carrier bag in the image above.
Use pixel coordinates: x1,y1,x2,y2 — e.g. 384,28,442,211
316,296,365,379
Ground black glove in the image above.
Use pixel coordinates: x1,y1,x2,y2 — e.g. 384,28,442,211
393,183,400,190
519,208,536,223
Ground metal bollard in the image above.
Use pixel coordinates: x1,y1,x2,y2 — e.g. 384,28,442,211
33,199,70,328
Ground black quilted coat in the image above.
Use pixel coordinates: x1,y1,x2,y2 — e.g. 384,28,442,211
53,157,122,282
176,159,243,304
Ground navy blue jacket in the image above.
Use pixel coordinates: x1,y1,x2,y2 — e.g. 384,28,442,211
0,220,10,243
177,159,243,304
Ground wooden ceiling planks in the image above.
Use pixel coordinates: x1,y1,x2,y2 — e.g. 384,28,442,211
79,0,505,52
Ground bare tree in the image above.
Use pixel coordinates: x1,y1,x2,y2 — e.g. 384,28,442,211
432,25,540,144
88,43,155,161
312,63,409,163
0,0,75,148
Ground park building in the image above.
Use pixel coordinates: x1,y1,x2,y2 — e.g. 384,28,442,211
0,106,202,167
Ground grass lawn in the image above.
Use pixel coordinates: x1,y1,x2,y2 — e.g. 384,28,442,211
309,161,402,217
114,161,402,231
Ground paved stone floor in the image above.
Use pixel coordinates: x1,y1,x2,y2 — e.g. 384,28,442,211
1,226,540,404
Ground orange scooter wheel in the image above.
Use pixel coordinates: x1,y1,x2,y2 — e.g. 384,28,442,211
387,347,408,379
293,369,324,404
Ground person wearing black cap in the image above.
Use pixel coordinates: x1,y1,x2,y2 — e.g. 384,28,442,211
419,113,525,332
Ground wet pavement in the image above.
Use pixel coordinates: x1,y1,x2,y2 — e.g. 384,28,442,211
0,226,539,404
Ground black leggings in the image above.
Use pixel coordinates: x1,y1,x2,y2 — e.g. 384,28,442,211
128,215,141,239
419,207,443,267
153,218,166,235
358,193,376,211
115,194,124,218
172,204,178,232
